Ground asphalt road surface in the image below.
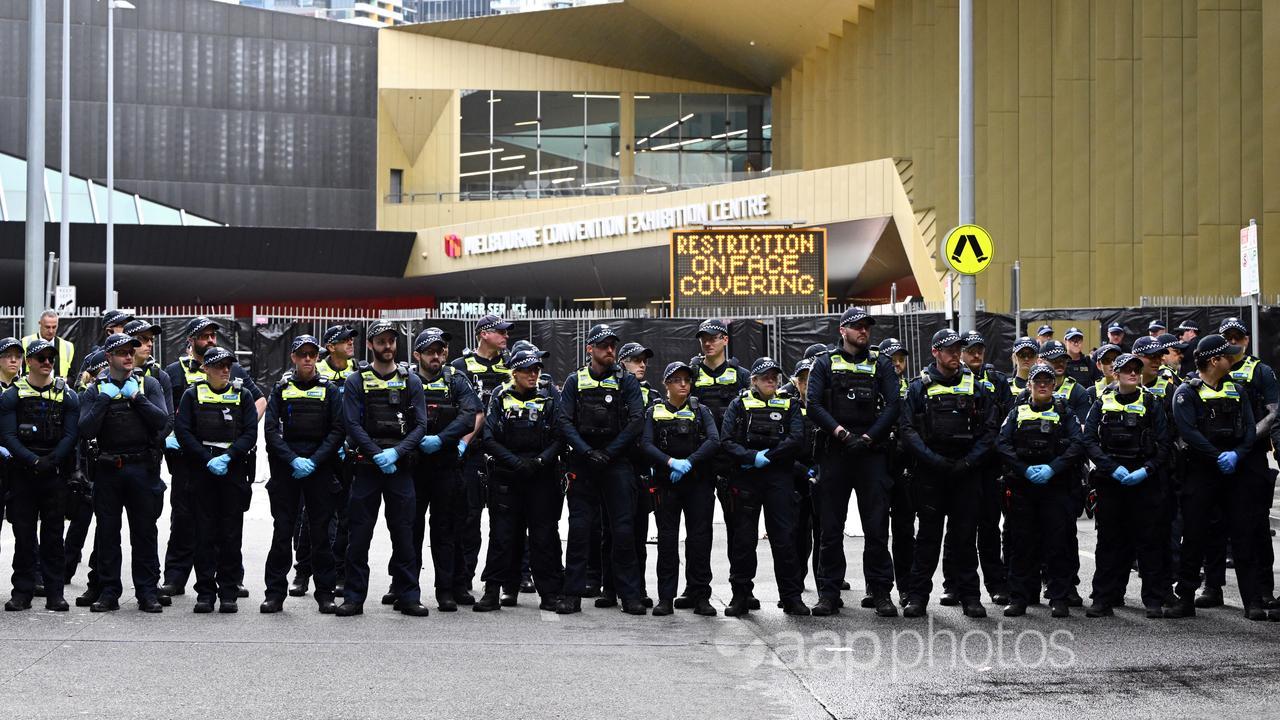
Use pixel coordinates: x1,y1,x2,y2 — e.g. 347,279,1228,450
0,451,1276,719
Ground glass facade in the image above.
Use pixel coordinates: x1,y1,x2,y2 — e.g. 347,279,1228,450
0,152,218,226
459,91,770,199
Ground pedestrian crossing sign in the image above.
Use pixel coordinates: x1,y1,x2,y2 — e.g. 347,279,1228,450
943,224,994,275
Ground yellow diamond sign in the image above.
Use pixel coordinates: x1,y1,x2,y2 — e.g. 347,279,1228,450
943,224,994,275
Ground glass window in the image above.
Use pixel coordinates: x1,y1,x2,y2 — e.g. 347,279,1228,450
491,90,539,196
44,169,97,223
91,183,139,224
0,153,27,221
141,199,182,225
389,168,403,204
583,94,619,189
634,93,682,187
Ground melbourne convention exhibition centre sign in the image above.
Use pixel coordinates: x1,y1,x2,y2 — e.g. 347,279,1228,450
670,227,828,314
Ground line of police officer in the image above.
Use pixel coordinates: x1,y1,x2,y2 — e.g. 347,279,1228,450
1,308,1277,622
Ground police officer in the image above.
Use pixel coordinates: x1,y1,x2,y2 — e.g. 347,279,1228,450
805,307,901,617
1035,324,1054,345
948,330,1012,607
21,309,76,380
124,319,174,413
451,314,512,604
1009,337,1039,393
67,350,111,608
603,341,658,609
641,361,719,616
686,318,750,609
1148,320,1167,338
1081,353,1175,619
74,310,130,381
1085,344,1123,405
507,337,554,597
1218,318,1278,613
1107,323,1128,351
174,347,257,614
0,339,80,611
1170,335,1266,620
877,338,914,607
996,362,1085,618
1132,336,1181,404
261,335,344,615
1158,334,1190,380
557,323,646,615
898,329,998,619
720,357,809,616
474,348,569,613
783,356,822,598
76,333,169,613
336,322,430,617
291,324,361,598
1063,327,1095,385
161,317,263,601
1036,338,1090,606
0,338,23,564
404,327,481,612
1174,320,1200,377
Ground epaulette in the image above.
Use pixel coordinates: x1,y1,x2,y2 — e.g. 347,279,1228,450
396,362,410,377
919,370,933,387
688,396,700,411
53,377,66,392
358,361,372,371
1187,378,1203,388
231,377,244,392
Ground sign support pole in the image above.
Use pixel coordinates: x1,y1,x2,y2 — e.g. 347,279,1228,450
958,0,976,333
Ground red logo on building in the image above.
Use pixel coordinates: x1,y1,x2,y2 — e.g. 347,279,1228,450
444,234,462,258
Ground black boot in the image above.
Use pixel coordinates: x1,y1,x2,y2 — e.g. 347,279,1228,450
961,599,987,619
260,597,284,613
394,600,430,617
381,589,397,605
473,587,502,612
782,597,811,616
990,591,1010,606
500,589,519,607
436,590,458,612
219,599,239,614
874,595,899,618
138,597,163,613
1064,588,1083,607
621,598,647,615
520,577,537,594
860,595,876,609
1194,586,1223,608
672,594,693,609
1003,602,1027,617
334,602,363,616
46,597,70,612
454,588,476,606
902,600,927,618
192,599,215,614
539,595,559,611
75,588,100,607
555,596,581,615
1085,602,1113,618
288,575,310,598
811,597,839,616
939,591,960,606
1050,599,1070,618
159,583,184,598
594,592,619,609
235,585,249,599
724,595,751,617
693,598,717,616
91,597,120,613
317,595,337,614
652,599,674,616
4,597,31,611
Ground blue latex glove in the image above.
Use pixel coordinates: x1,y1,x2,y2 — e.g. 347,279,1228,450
379,462,397,476
165,433,180,451
457,439,468,457
1039,465,1055,481
807,468,817,479
669,458,693,476
669,469,685,483
99,382,121,399
207,455,231,476
753,450,770,469
1111,465,1130,482
338,446,346,461
0,445,10,460
1121,467,1147,486
1026,465,1050,485
1023,465,1040,482
419,435,443,454
1217,451,1239,474
121,378,140,399
373,448,399,469
290,457,315,479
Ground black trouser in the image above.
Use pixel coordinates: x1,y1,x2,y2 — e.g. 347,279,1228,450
1257,466,1277,599
941,464,1006,597
8,468,66,601
815,448,893,600
906,468,980,604
1176,455,1266,607
563,456,643,602
792,473,820,590
1005,478,1074,605
295,460,352,586
1089,471,1171,608
292,505,312,580
344,463,420,605
888,464,915,596
728,466,803,601
92,460,164,603
63,489,94,580
409,460,466,591
162,449,196,589
601,477,650,600
585,508,603,593
479,467,565,596
457,450,486,592
654,474,714,602
192,463,249,603
264,459,337,602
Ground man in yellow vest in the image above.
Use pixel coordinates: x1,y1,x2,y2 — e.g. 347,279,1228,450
21,310,75,381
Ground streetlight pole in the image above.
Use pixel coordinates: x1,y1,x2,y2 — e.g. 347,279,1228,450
24,0,47,336
105,0,115,310
957,0,976,333
59,0,70,290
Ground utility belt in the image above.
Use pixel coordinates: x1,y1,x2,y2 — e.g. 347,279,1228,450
96,448,160,470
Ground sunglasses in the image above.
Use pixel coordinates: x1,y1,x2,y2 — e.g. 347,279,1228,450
110,348,134,358
295,350,318,359
31,354,56,365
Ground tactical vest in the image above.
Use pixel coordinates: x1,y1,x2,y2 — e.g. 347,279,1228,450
420,368,461,435
573,366,624,438
1145,374,1175,401
497,390,553,453
181,357,208,388
692,360,740,420
652,400,703,459
96,374,153,453
1229,356,1267,419
462,355,511,406
277,375,330,444
1054,376,1079,405
14,376,68,453
359,365,411,448
827,350,881,431
1012,401,1067,464
920,371,980,451
737,391,791,450
318,358,358,384
1097,388,1155,462
1192,379,1245,449
193,382,246,447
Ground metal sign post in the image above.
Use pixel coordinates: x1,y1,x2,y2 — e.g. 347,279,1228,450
1241,218,1260,339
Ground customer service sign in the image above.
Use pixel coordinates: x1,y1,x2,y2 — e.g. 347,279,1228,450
455,194,770,257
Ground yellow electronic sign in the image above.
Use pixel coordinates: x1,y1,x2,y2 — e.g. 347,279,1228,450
670,228,828,314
